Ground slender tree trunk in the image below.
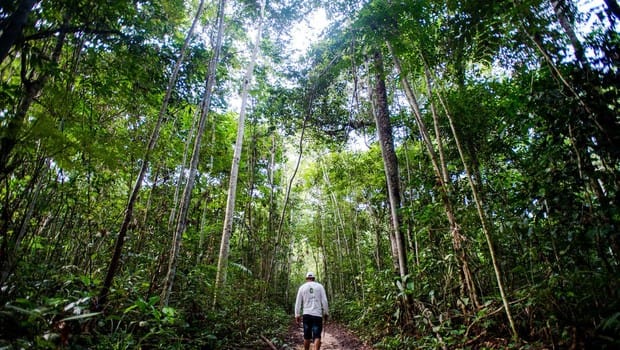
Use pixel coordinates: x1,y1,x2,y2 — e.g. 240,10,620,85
237,130,257,273
169,107,199,232
98,0,207,308
401,141,420,266
550,0,587,67
366,204,384,271
160,0,226,307
425,70,449,185
604,0,620,21
266,106,309,289
213,0,265,303
320,159,350,289
433,71,519,340
401,150,413,256
370,49,408,280
425,54,481,309
264,133,277,280
197,194,210,265
0,0,36,65
0,14,67,180
517,11,612,143
0,157,48,286
0,18,66,282
390,43,480,310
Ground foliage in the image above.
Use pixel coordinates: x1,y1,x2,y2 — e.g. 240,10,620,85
1,0,619,349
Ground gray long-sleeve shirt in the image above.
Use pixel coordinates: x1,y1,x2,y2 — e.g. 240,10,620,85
295,281,329,318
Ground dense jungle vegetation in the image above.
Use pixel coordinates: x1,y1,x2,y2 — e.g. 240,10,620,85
0,0,619,348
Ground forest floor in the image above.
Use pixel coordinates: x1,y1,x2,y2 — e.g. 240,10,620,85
276,320,375,350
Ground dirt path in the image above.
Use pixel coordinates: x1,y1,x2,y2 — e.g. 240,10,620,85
280,321,374,350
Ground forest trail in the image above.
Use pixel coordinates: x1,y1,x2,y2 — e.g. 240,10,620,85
281,321,375,350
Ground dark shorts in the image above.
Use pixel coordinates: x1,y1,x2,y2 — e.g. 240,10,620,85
302,314,323,341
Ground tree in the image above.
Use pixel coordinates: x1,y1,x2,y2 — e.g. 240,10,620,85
214,0,266,299
160,0,227,306
98,0,209,308
1,0,619,348
369,48,408,280
0,0,37,64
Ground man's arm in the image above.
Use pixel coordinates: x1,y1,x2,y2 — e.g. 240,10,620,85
294,288,302,324
320,286,329,319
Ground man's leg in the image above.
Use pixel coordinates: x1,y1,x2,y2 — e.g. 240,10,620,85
311,316,323,350
302,315,313,350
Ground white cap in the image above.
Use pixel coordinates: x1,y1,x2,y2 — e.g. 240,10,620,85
306,272,315,278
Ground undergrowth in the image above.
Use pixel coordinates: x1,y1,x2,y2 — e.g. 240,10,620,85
330,269,620,350
0,266,289,349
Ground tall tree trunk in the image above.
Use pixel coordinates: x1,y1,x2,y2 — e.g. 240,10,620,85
264,133,277,280
401,141,419,265
433,70,519,340
0,157,48,286
160,0,226,307
604,0,620,21
0,11,66,179
422,62,480,310
212,0,265,303
266,105,309,290
169,107,199,232
0,0,36,64
98,0,208,308
366,204,384,271
389,42,480,310
197,194,210,265
550,0,587,68
370,49,408,280
240,129,257,272
517,10,617,147
0,18,66,282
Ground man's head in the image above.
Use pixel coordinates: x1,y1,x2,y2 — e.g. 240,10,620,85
305,271,315,281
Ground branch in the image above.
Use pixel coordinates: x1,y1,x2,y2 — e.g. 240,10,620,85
22,27,123,42
259,335,278,350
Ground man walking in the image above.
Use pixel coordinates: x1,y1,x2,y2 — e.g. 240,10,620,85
295,272,329,350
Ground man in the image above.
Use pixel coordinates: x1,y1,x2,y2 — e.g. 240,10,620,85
295,272,329,350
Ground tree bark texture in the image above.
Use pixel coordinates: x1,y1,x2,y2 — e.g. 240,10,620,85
370,49,408,280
